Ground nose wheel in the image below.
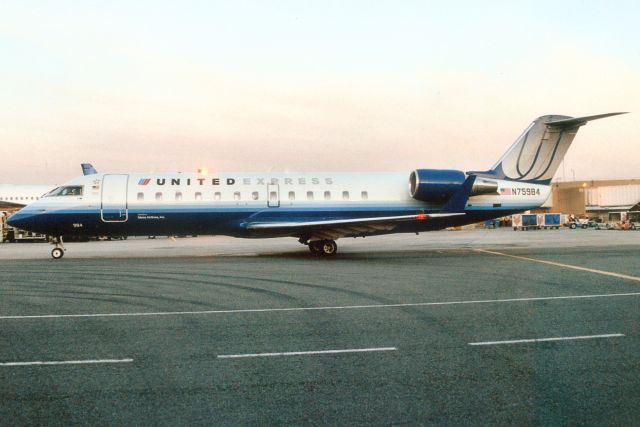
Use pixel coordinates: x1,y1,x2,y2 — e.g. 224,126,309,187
51,247,64,259
308,240,338,257
49,236,66,259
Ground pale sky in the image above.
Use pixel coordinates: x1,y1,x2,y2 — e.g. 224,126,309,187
1,1,639,184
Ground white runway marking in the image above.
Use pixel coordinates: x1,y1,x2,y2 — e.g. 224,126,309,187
0,358,133,367
217,347,397,359
1,292,640,320
469,333,624,346
476,249,640,283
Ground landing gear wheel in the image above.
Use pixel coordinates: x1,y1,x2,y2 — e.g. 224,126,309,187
320,240,337,256
51,247,64,259
308,240,338,257
48,236,66,260
309,242,322,255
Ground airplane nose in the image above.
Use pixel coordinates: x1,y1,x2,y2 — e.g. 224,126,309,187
6,211,35,231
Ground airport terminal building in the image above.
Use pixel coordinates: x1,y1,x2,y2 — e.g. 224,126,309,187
548,178,640,222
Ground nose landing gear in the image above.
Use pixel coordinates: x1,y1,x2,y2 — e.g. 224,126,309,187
48,236,66,259
308,239,338,257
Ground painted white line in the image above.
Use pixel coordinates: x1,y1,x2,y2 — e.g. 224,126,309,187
2,292,640,320
0,358,133,367
476,249,640,283
217,347,397,359
469,333,624,346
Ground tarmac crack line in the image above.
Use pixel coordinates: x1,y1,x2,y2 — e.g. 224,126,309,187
475,249,640,283
2,292,640,320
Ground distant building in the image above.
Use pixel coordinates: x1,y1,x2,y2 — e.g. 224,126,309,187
547,179,640,222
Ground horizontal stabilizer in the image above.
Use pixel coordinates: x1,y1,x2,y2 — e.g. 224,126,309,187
546,112,627,128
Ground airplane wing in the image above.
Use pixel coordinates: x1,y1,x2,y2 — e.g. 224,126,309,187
0,201,27,210
245,212,464,241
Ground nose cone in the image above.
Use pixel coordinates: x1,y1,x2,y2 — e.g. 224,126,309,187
6,210,37,231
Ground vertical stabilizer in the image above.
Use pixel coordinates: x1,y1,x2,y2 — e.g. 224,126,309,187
472,113,626,184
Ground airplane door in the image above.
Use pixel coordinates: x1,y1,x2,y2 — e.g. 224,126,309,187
101,174,129,222
267,184,280,208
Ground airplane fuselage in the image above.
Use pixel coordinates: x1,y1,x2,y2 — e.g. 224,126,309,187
9,171,549,238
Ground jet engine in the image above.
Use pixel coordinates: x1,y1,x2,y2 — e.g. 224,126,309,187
409,169,466,203
409,169,499,203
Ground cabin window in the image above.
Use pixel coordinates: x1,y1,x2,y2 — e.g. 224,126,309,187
269,191,278,202
155,192,163,201
324,191,331,200
288,191,295,201
234,192,241,201
252,191,259,201
137,192,144,201
214,192,221,201
361,191,368,200
342,191,349,200
306,191,314,201
195,192,202,201
175,191,183,201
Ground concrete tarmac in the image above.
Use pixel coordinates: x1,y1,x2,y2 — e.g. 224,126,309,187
1,229,639,425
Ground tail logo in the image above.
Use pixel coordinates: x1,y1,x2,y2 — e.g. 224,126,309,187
510,128,565,182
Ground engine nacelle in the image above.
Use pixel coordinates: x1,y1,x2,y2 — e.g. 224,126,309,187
409,169,466,203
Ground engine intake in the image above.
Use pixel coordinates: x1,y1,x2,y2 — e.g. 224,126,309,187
409,169,466,203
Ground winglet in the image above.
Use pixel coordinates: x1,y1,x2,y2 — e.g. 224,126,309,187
81,163,98,175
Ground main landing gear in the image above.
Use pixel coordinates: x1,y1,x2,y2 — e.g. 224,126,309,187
49,236,66,259
308,239,338,257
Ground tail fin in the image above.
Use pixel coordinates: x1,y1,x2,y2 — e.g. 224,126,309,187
471,113,626,184
81,163,98,175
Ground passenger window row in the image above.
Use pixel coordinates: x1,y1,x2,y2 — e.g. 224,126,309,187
137,190,370,202
0,196,39,201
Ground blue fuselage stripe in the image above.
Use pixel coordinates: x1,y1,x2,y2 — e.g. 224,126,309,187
8,204,531,238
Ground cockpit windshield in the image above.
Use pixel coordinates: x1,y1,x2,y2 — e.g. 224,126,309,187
45,186,83,197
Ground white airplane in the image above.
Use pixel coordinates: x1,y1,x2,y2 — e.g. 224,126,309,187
8,113,625,259
0,185,57,210
0,164,97,211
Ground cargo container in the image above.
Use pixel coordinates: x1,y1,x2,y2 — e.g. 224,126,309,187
538,213,561,229
512,214,539,230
